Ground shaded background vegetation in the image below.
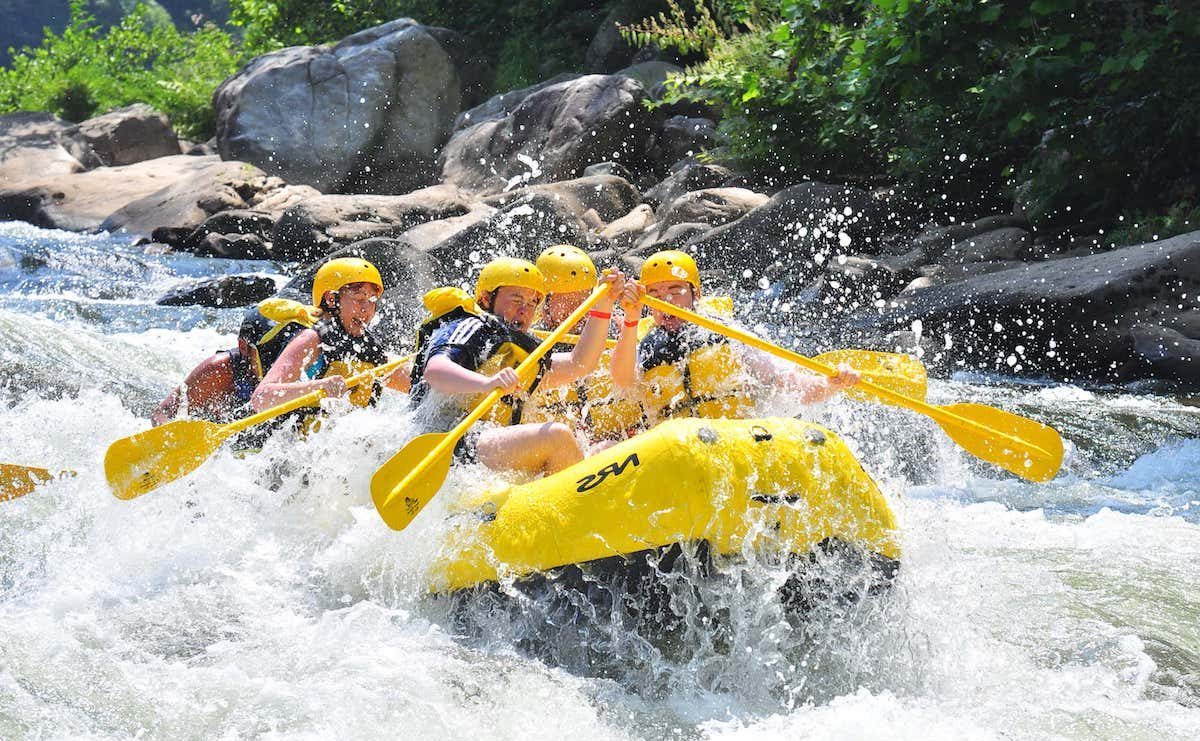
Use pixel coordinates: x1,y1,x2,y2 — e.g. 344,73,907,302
2,0,1197,244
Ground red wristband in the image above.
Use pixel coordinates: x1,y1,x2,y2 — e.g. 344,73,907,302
623,318,639,327
588,310,612,320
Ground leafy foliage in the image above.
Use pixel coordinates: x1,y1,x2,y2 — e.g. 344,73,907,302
624,0,1200,234
0,0,242,138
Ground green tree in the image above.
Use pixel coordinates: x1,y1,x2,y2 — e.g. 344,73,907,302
0,0,243,138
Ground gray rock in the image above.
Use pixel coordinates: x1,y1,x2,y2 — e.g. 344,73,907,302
271,185,474,262
65,104,179,167
600,204,655,251
655,115,716,166
656,187,768,230
440,74,656,192
583,161,635,180
1131,324,1200,384
101,159,300,238
632,221,714,255
0,112,84,183
867,230,1200,383
426,192,595,282
157,275,277,307
189,233,273,260
481,174,641,223
904,214,1030,261
643,163,733,209
682,182,889,285
941,227,1035,264
585,5,638,73
214,19,484,194
399,206,496,253
452,73,581,132
1,155,273,233
614,61,682,98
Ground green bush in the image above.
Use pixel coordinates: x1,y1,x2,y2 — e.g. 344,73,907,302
0,1,243,139
626,0,1200,234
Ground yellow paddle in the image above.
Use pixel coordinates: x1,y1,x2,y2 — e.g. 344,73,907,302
105,356,410,500
641,295,1063,483
371,284,614,531
1,464,76,502
536,327,926,399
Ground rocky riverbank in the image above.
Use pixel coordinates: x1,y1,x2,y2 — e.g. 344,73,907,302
1,18,1196,389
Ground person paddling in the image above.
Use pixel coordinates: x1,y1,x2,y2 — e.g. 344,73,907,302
406,256,624,476
611,250,860,424
151,300,311,426
522,245,644,442
252,257,409,412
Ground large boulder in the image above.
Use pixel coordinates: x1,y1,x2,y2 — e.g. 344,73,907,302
1130,324,1200,385
398,207,496,253
600,204,655,251
157,275,277,308
271,185,475,262
452,73,580,132
681,182,890,285
653,115,716,167
902,214,1030,261
940,227,1036,264
425,192,596,282
0,155,266,233
440,74,657,193
865,230,1200,383
214,19,486,194
656,187,769,230
643,163,734,209
0,112,85,183
481,174,641,224
64,104,180,167
101,159,309,238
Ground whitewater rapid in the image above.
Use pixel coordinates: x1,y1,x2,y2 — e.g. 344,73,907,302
2,224,1198,739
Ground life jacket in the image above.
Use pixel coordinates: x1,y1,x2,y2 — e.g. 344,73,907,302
640,328,755,422
237,301,310,381
305,315,388,408
523,350,645,439
408,295,549,428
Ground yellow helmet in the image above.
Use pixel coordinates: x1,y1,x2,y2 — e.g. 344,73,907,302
312,257,384,307
639,249,700,290
475,257,547,304
536,244,597,294
422,286,477,318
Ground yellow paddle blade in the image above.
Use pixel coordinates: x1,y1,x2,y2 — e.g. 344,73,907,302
370,432,455,530
104,420,229,500
814,349,928,402
935,402,1064,483
1,463,63,501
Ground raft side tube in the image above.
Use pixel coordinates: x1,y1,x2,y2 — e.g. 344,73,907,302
432,418,899,592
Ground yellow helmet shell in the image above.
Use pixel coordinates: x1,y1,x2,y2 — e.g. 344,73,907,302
639,249,700,290
422,286,477,318
475,257,547,304
536,244,597,294
311,257,384,307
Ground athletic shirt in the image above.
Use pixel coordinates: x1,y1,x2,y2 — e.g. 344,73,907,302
408,311,550,430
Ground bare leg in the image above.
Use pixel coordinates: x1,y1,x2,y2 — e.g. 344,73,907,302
475,422,584,476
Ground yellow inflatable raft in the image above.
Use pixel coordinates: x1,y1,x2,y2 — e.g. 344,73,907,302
432,417,900,599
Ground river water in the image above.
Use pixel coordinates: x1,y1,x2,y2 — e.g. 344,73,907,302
1,222,1198,739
